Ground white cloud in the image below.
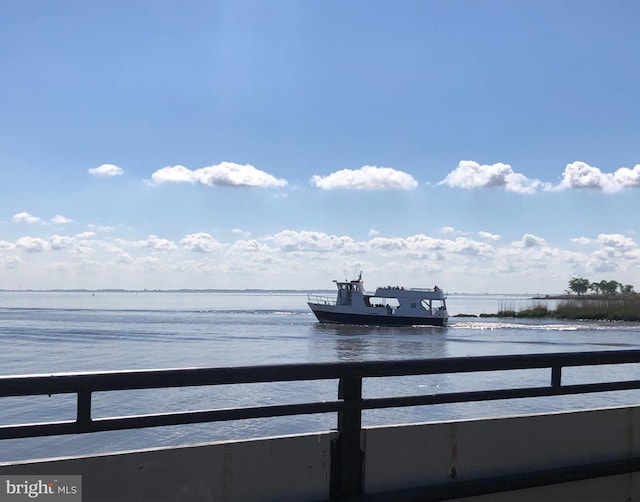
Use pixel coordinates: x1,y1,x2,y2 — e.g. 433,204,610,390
571,237,592,245
439,160,544,194
12,212,40,224
311,165,418,190
50,235,73,250
196,163,287,188
132,235,177,252
271,230,361,253
590,233,640,270
368,229,379,237
229,239,271,254
514,234,546,248
478,231,501,241
75,231,97,239
16,237,49,252
596,233,637,249
451,237,496,257
405,235,447,255
614,165,640,189
72,245,95,257
440,226,456,234
149,162,288,188
149,165,194,184
181,233,223,253
51,215,73,224
88,164,124,177
115,252,134,265
369,237,408,252
368,234,495,260
48,232,100,252
0,240,16,250
553,161,640,193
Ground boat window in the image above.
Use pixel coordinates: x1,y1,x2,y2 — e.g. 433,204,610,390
421,300,432,311
411,302,417,309
367,297,399,308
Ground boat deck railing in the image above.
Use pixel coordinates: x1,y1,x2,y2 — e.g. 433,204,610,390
307,294,336,305
3,350,640,499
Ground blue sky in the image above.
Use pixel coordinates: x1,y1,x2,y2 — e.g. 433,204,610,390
2,0,640,293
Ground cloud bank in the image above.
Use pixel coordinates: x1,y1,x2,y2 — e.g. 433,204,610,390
438,160,640,194
2,226,640,292
85,158,640,195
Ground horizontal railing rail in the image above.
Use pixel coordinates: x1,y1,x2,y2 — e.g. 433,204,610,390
3,349,640,499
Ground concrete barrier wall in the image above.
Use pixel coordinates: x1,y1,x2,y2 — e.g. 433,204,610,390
3,406,640,501
0,432,335,502
364,405,640,500
456,474,638,502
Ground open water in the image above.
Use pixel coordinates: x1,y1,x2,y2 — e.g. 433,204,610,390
1,291,640,462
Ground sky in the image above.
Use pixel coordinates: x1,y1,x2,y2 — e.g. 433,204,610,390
1,0,640,293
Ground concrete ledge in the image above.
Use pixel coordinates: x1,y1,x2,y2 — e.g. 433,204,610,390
0,432,335,502
363,405,640,499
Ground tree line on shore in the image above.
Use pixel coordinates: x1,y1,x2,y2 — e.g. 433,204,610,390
470,277,640,321
567,277,636,296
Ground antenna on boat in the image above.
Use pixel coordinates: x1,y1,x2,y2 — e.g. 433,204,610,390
354,262,362,280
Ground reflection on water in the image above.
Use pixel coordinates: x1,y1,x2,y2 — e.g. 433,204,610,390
311,323,449,362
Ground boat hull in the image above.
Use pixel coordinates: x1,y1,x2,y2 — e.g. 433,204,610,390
309,306,447,327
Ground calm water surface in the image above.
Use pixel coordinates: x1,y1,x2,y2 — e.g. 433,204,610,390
1,291,639,462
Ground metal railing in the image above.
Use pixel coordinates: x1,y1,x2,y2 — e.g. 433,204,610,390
3,350,640,499
307,294,337,305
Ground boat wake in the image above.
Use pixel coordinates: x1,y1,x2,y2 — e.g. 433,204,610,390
451,321,589,332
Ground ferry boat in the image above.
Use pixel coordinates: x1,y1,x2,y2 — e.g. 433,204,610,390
307,273,448,326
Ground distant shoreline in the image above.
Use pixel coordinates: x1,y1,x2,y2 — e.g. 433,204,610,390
532,294,639,301
0,289,334,294
0,289,557,296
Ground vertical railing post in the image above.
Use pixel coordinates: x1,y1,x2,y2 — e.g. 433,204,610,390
331,375,363,499
551,365,562,390
77,390,92,432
